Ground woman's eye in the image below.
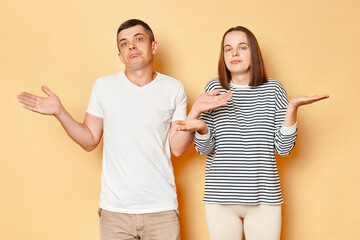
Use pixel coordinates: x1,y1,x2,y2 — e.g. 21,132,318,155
121,42,127,47
136,37,143,42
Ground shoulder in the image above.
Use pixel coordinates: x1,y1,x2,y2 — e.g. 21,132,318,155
262,78,288,102
93,72,121,86
204,78,222,92
262,78,281,86
268,78,283,87
259,78,285,91
156,72,185,90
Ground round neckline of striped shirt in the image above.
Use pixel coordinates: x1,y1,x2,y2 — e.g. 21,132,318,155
230,82,251,89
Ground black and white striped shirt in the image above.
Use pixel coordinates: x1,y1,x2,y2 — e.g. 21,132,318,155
194,78,297,205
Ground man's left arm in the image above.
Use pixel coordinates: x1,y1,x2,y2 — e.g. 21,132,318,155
169,121,194,157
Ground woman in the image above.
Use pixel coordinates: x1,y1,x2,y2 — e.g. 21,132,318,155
176,26,328,240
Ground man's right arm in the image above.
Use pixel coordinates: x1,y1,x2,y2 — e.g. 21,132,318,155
17,86,103,152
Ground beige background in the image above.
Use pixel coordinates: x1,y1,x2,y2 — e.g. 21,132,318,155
1,0,359,239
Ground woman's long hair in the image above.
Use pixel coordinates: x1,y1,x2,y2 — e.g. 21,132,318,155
218,26,268,89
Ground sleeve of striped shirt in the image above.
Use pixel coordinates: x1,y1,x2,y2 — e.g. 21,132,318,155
194,111,215,155
274,81,298,156
194,80,217,156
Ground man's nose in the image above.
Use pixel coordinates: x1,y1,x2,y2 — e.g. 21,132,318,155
129,42,137,50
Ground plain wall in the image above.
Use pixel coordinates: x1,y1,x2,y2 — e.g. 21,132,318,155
1,0,360,239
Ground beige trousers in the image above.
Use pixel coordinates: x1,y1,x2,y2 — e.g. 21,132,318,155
98,208,180,240
205,204,282,240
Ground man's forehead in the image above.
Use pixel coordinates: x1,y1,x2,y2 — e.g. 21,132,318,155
118,25,147,40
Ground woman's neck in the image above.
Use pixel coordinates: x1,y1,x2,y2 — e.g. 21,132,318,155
231,72,250,85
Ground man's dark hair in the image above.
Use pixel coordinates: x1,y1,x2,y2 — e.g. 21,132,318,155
117,19,155,51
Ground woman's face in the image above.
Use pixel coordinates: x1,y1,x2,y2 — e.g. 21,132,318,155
223,31,251,76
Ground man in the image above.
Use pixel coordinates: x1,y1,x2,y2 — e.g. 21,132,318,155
17,19,232,239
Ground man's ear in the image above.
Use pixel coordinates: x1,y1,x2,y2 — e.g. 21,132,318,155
118,52,124,64
152,41,158,55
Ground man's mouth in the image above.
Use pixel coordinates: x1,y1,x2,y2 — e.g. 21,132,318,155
129,52,141,58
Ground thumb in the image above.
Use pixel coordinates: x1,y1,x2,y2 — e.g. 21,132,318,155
42,86,53,96
207,89,221,96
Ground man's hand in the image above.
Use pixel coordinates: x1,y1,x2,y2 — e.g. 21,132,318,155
188,89,232,119
17,86,62,116
17,86,103,151
175,119,208,135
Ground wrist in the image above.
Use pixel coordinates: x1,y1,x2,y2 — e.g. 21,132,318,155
187,108,201,120
197,125,208,135
287,102,299,112
54,105,65,119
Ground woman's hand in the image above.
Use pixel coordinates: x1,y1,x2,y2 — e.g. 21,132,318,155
283,94,329,127
288,94,329,109
175,119,209,135
188,89,232,119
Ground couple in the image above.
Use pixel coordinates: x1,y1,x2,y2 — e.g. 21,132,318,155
17,19,328,240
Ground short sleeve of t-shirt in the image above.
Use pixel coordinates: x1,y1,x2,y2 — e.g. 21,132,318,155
171,83,187,121
86,79,104,118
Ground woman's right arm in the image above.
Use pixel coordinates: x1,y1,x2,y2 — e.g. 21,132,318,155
176,81,231,155
176,111,216,156
194,112,216,155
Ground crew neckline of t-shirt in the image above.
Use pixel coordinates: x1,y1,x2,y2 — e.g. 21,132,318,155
230,82,251,89
121,71,160,89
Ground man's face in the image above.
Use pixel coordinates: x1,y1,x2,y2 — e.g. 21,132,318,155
117,25,157,71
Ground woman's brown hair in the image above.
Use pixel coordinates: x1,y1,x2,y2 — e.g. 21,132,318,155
218,26,268,89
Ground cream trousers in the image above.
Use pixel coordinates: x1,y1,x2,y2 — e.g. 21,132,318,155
205,203,282,240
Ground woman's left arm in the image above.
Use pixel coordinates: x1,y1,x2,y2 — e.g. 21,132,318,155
283,94,329,127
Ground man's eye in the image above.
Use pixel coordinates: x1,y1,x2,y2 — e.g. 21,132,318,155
136,37,143,41
121,42,127,47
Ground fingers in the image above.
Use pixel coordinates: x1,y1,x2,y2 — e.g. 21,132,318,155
17,92,38,105
23,104,39,113
175,120,198,132
206,89,221,96
219,92,233,101
175,126,194,132
175,120,186,125
42,86,53,96
212,101,229,109
18,92,37,100
18,95,39,112
17,92,43,112
310,94,329,103
214,93,233,108
174,120,192,131
291,93,330,107
315,94,329,100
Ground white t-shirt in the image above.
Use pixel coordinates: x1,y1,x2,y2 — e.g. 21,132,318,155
87,71,187,214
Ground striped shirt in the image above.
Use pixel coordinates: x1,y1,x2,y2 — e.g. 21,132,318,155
194,78,297,205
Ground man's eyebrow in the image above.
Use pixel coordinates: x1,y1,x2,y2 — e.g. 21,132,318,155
119,33,144,42
134,33,144,37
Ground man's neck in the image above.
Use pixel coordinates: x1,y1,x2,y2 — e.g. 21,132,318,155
124,64,156,87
